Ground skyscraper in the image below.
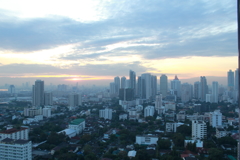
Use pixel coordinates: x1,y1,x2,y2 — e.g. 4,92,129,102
200,76,208,101
151,75,157,99
137,76,142,98
110,82,116,96
194,81,201,99
69,93,82,107
129,70,136,95
121,76,126,89
160,75,168,97
181,83,192,103
228,69,234,89
212,81,219,103
235,68,239,91
141,73,152,99
44,92,53,105
155,94,162,110
171,75,181,97
114,76,120,95
32,80,44,107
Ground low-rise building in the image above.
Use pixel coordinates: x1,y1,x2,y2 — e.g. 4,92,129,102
216,127,228,138
68,119,85,134
104,129,119,139
135,134,158,145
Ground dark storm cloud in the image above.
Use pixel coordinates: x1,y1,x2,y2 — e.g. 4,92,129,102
0,0,236,59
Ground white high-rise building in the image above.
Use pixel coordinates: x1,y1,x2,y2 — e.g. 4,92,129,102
44,92,53,105
32,80,44,106
141,73,152,100
8,85,15,96
212,81,219,103
43,108,51,118
69,93,82,107
121,76,126,89
144,106,155,117
171,75,181,97
192,120,207,140
210,110,222,128
99,108,113,120
206,94,212,103
160,75,168,97
0,138,32,160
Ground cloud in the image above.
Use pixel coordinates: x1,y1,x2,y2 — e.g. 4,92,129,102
0,0,237,61
0,62,152,77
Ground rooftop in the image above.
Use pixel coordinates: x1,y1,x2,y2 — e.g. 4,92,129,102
0,127,28,134
69,119,85,125
1,138,30,145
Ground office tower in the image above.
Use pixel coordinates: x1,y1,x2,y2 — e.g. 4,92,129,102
121,76,126,89
144,106,155,117
44,92,53,105
32,80,44,107
155,94,162,110
181,83,192,103
99,108,112,120
129,70,136,95
200,76,208,101
228,69,234,89
171,75,181,97
210,110,222,128
151,75,157,99
212,81,219,103
8,85,15,96
160,74,168,97
110,82,116,96
192,120,207,140
141,73,152,99
194,81,201,99
114,76,120,95
69,93,82,107
235,68,239,91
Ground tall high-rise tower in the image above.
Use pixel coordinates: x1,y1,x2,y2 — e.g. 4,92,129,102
129,70,136,95
194,81,201,99
200,76,208,101
212,81,219,103
141,73,152,100
171,75,181,97
121,76,126,89
160,75,168,97
32,80,44,106
235,68,239,91
228,69,234,89
151,75,157,99
114,76,120,95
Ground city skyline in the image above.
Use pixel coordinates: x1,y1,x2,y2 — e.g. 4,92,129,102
0,0,238,86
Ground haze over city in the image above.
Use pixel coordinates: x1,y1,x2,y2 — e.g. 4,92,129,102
0,0,238,86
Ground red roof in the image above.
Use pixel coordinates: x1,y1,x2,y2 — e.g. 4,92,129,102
0,127,27,134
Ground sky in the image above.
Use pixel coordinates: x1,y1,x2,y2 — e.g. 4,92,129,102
0,0,238,86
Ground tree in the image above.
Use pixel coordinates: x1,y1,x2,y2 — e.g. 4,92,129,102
158,139,171,149
176,125,191,136
208,148,224,160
